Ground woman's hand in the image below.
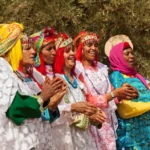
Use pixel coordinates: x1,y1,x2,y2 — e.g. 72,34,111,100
48,84,67,111
114,83,139,100
71,102,98,116
40,76,64,102
89,109,106,124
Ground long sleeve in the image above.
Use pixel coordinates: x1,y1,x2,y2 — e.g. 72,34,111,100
86,93,108,108
109,71,124,89
0,59,42,126
41,108,60,123
6,91,42,125
78,73,109,108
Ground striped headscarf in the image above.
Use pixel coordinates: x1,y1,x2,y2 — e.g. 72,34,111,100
30,27,57,67
0,22,24,71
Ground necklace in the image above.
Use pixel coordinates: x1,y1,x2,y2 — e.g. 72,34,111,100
15,70,33,82
64,75,78,89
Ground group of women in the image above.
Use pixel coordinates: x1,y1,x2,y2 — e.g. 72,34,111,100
0,22,150,150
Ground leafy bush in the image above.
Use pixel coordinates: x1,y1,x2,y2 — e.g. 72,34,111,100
1,0,150,78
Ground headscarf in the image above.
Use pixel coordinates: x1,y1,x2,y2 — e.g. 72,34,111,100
54,33,74,74
19,33,34,73
21,33,33,50
30,27,57,68
0,22,24,71
109,42,149,89
74,30,100,66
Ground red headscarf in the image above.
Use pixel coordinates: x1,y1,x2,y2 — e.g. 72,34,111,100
109,42,149,89
74,30,101,67
54,33,75,75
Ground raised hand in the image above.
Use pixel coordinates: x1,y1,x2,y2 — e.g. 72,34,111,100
40,76,64,102
48,84,67,111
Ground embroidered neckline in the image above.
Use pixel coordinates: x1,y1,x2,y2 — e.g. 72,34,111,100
16,70,33,82
64,75,78,89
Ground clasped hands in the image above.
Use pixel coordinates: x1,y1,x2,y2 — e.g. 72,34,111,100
114,83,139,101
40,76,67,111
71,102,106,126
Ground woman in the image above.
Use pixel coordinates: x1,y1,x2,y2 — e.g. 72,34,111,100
51,33,106,150
30,27,57,79
0,22,63,150
30,28,67,120
74,31,138,150
107,39,150,149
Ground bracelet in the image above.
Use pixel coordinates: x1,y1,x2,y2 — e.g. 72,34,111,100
110,91,115,99
37,96,44,112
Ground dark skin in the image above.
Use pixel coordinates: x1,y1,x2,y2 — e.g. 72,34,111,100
123,48,135,68
41,42,56,65
40,42,67,109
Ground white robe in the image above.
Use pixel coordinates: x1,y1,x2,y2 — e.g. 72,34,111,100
75,61,118,150
0,58,52,150
51,74,97,150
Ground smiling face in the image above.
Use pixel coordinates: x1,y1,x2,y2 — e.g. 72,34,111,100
82,40,99,63
64,43,75,70
123,48,135,68
22,46,36,66
41,42,56,65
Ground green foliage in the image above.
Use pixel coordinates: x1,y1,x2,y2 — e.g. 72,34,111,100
0,0,150,78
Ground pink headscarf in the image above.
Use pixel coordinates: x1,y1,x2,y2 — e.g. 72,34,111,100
109,42,149,89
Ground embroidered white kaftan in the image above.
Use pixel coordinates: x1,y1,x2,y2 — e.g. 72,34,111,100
17,67,60,150
51,74,97,150
75,61,118,150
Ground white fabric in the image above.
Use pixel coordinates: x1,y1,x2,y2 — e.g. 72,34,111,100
32,68,45,85
0,58,52,150
51,74,97,150
18,67,54,150
16,69,41,95
75,61,118,150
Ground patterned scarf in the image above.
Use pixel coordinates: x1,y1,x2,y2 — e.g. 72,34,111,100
30,27,57,67
21,34,33,50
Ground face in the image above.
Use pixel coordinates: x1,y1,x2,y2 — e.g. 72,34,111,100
41,42,56,65
22,46,36,65
64,44,75,70
82,40,99,62
123,48,135,68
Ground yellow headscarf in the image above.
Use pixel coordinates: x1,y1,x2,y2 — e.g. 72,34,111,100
0,22,24,71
